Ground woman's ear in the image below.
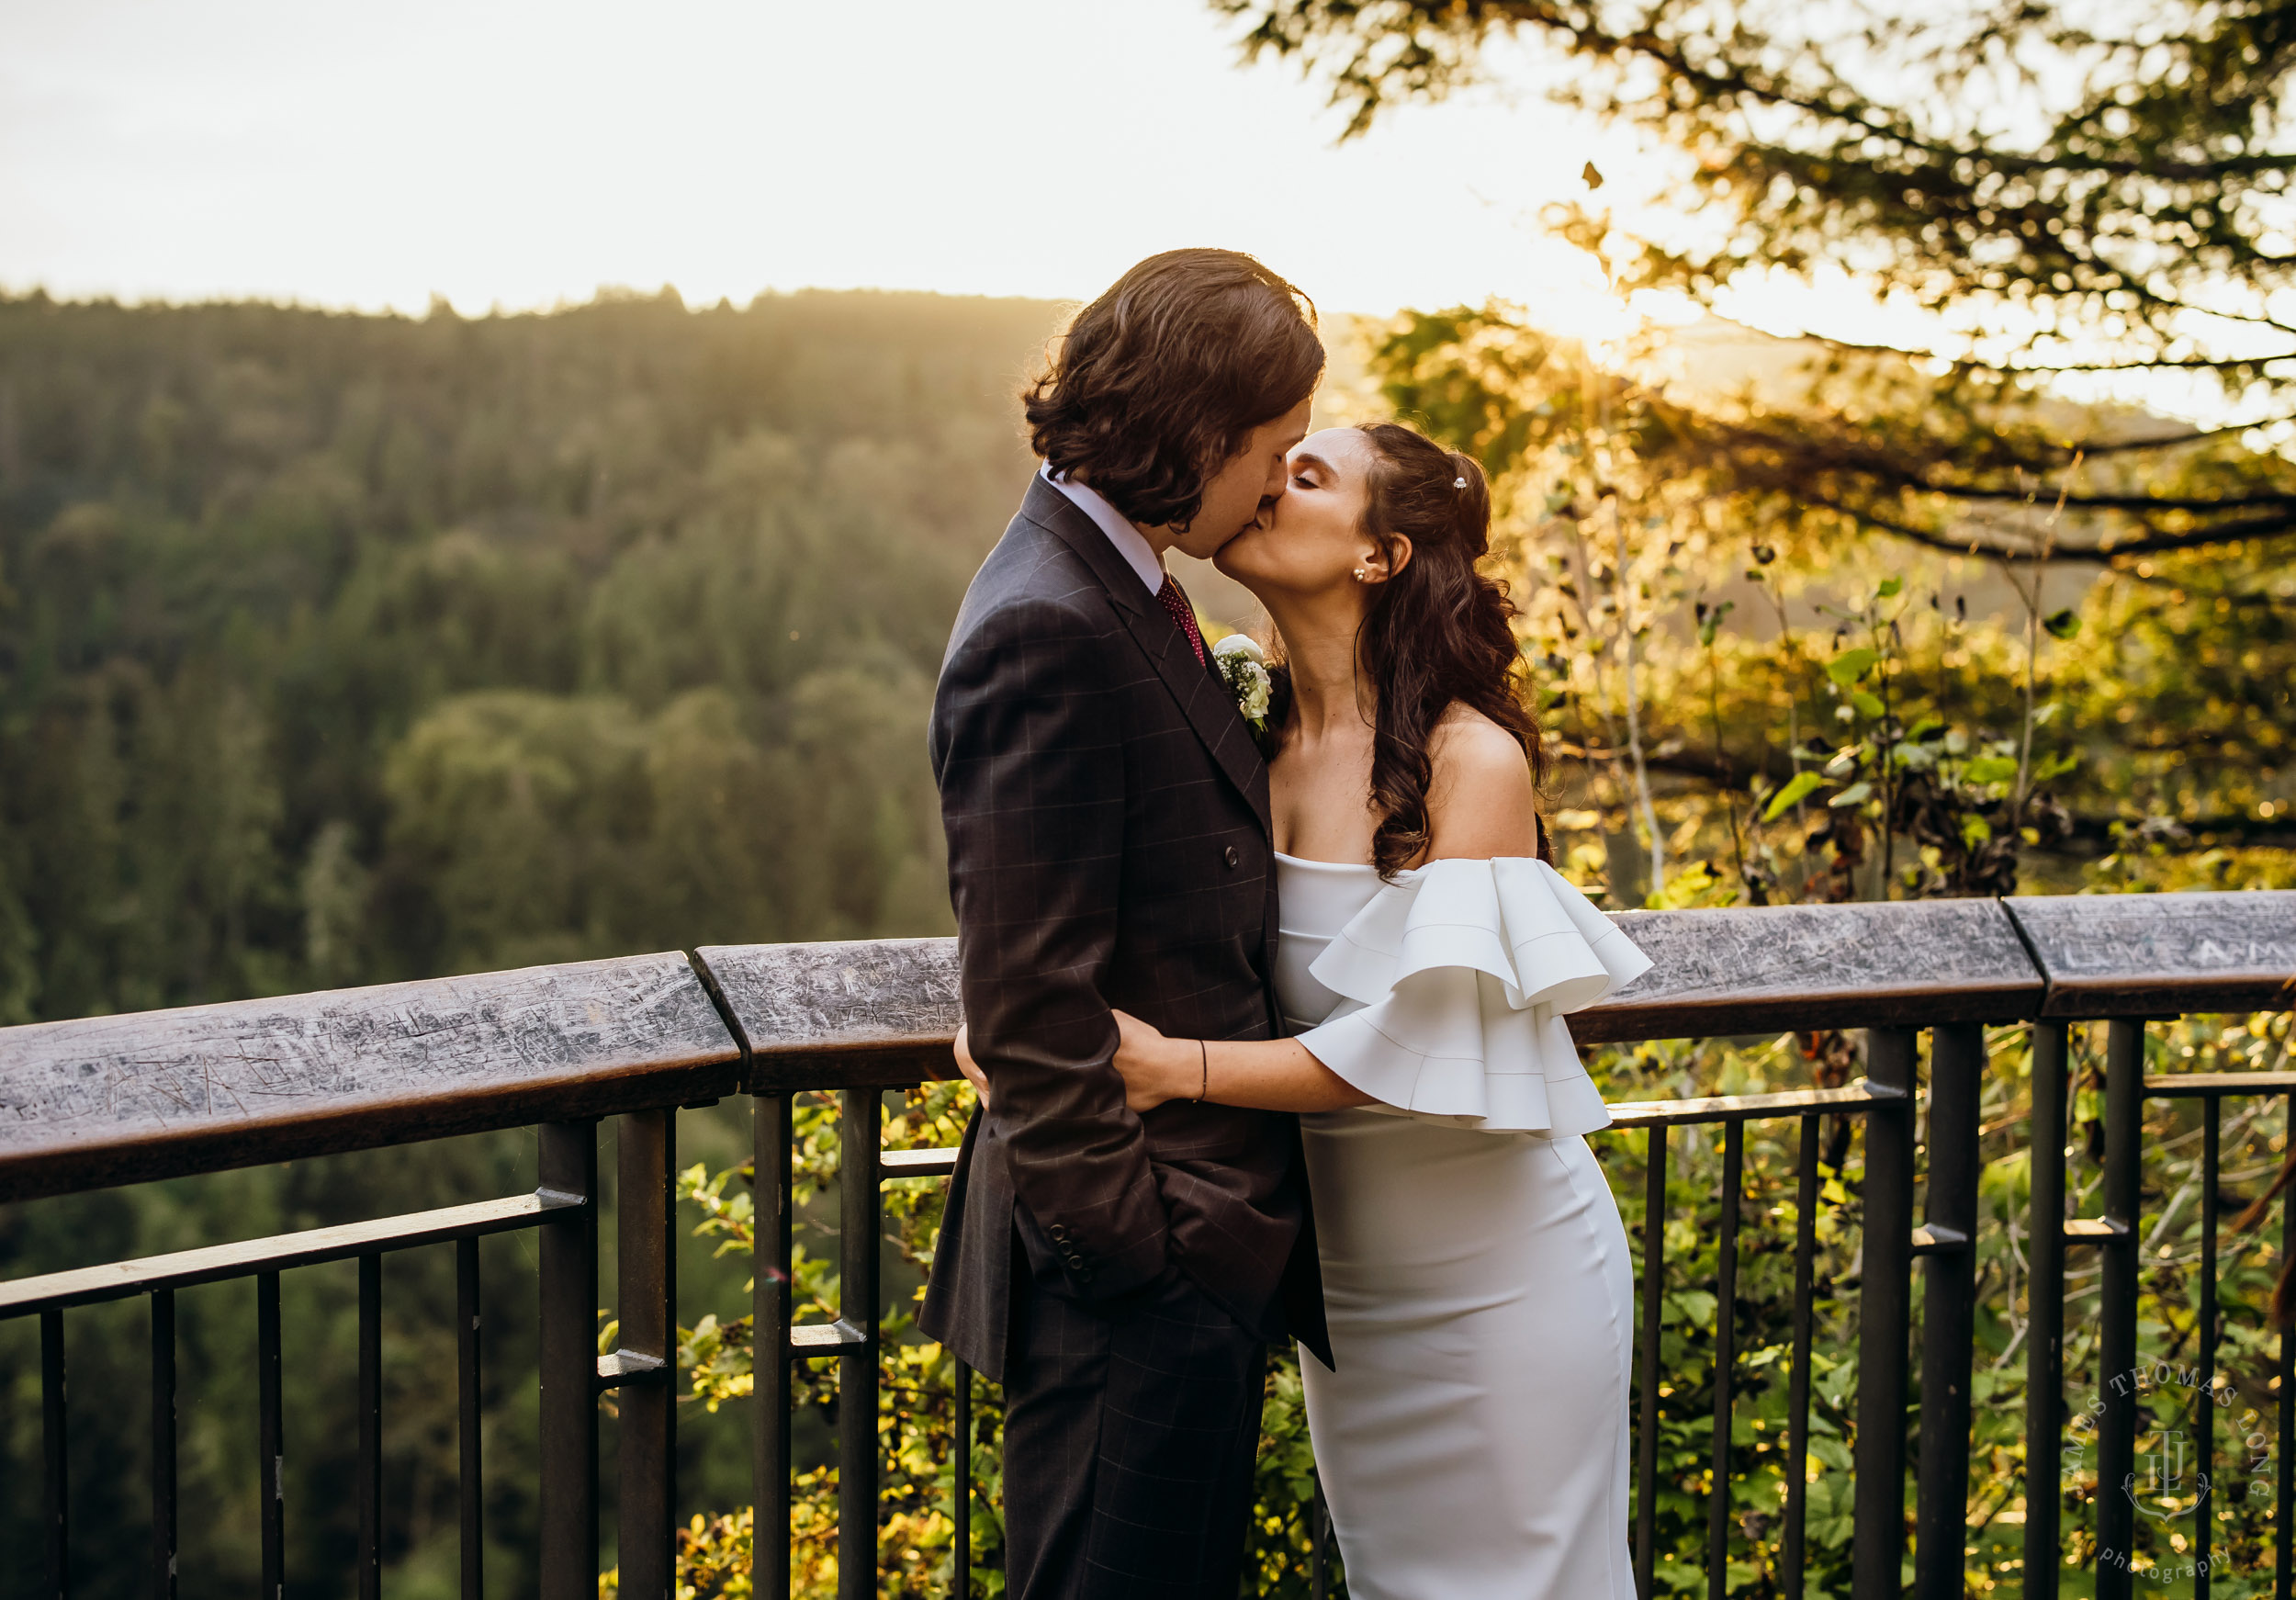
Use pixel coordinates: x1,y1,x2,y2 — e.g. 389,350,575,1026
1359,535,1413,584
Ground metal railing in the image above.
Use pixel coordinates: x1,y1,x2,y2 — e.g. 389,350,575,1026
3,890,2291,1599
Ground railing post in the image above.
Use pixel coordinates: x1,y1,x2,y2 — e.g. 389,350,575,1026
1782,1115,1821,1600
755,1093,793,1600
257,1272,284,1600
357,1253,383,1600
42,1306,68,1600
2023,1022,2068,1600
618,1109,678,1600
1707,1121,1745,1600
953,1358,972,1600
1853,1027,1918,1600
2096,1020,2144,1600
538,1120,599,1600
456,1236,483,1600
2196,1095,2220,1600
151,1290,176,1600
1914,1023,1982,1600
1635,1126,1668,1600
2278,1104,2294,1600
838,1087,882,1600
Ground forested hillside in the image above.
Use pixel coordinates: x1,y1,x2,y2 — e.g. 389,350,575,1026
0,287,1056,1025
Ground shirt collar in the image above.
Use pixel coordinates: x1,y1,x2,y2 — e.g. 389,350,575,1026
1040,461,1165,597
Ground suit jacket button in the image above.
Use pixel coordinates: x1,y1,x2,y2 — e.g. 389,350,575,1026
1224,846,1241,869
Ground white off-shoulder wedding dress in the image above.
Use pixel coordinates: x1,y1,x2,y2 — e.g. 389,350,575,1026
1277,853,1651,1600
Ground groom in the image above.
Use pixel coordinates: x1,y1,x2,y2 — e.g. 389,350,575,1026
922,249,1329,1598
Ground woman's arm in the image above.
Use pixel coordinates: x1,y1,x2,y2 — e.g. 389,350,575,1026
1109,1010,1375,1114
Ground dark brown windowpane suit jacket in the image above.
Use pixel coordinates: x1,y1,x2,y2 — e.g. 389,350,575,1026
919,477,1328,1380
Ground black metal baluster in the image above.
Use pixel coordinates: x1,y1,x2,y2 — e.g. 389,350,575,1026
1782,1115,1820,1600
952,1359,971,1599
358,1253,383,1600
2196,1096,2219,1600
2024,1022,2068,1600
151,1290,175,1600
756,1093,794,1600
838,1087,883,1600
258,1270,285,1600
457,1236,483,1600
1708,1121,1745,1600
1635,1125,1668,1600
1915,1023,1983,1600
1852,1028,1918,1600
42,1306,67,1600
2096,1020,2144,1600
619,1108,678,1600
539,1120,600,1600
2277,1091,2292,1600
1311,1480,1331,1600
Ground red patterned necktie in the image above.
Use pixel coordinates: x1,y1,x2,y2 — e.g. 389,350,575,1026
1156,574,1207,667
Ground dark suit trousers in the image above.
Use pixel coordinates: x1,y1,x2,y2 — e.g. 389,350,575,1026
1001,1262,1269,1600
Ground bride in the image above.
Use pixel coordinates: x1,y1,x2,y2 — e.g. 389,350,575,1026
1102,421,1649,1598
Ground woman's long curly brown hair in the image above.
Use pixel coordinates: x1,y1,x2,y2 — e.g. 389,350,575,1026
1268,422,1548,876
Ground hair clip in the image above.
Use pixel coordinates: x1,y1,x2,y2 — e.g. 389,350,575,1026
1452,476,1468,490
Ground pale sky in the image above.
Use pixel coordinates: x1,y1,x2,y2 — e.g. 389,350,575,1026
0,0,1680,323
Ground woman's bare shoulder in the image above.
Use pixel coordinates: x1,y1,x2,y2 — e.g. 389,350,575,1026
1424,705,1539,858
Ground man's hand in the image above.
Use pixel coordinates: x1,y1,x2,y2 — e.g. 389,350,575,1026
951,1024,991,1106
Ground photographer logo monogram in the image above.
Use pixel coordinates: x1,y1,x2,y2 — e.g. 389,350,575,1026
2065,1364,2273,1582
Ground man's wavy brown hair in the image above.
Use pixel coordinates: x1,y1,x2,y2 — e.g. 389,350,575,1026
1024,249,1323,530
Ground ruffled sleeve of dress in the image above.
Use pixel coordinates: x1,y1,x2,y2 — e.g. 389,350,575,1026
1291,857,1652,1135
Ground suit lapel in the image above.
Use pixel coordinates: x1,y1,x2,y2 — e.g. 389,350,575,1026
1022,480,1273,838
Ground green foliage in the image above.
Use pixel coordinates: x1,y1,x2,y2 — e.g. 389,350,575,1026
6,270,2291,1600
1354,300,2291,907
0,288,1048,1600
0,287,1048,1019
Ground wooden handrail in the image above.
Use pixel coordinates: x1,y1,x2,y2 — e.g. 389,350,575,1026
2,891,2288,1205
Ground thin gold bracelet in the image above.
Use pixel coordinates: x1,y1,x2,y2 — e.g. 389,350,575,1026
1197,1039,1209,1103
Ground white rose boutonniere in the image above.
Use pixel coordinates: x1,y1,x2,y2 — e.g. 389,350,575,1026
1211,633,1273,741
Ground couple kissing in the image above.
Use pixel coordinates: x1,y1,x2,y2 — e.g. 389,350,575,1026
921,249,1653,1600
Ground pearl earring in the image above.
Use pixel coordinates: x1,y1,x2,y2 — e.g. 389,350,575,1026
1352,567,1367,581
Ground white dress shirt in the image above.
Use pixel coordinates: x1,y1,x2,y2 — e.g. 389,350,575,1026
1041,462,1165,597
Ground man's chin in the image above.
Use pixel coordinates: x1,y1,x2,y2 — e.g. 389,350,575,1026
1176,524,1251,563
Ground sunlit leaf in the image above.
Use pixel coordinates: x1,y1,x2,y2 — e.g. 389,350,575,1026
1826,648,1878,685
1829,781,1874,807
1849,691,1886,718
2043,608,2082,639
1762,771,1829,820
1964,755,2020,783
1876,577,1904,598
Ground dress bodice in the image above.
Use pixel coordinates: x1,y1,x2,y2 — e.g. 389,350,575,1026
1269,852,1653,1135
1274,853,1388,1032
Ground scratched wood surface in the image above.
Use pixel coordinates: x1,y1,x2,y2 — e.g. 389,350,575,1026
7,896,2285,1204
0,952,739,1203
699,938,964,1091
1570,898,2043,1042
2005,890,2296,1017
704,898,2045,1086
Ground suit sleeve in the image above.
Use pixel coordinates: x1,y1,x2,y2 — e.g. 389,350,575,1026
932,594,1167,1300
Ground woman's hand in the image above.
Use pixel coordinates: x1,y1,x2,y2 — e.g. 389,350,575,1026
951,1025,990,1106
1109,1008,1197,1115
